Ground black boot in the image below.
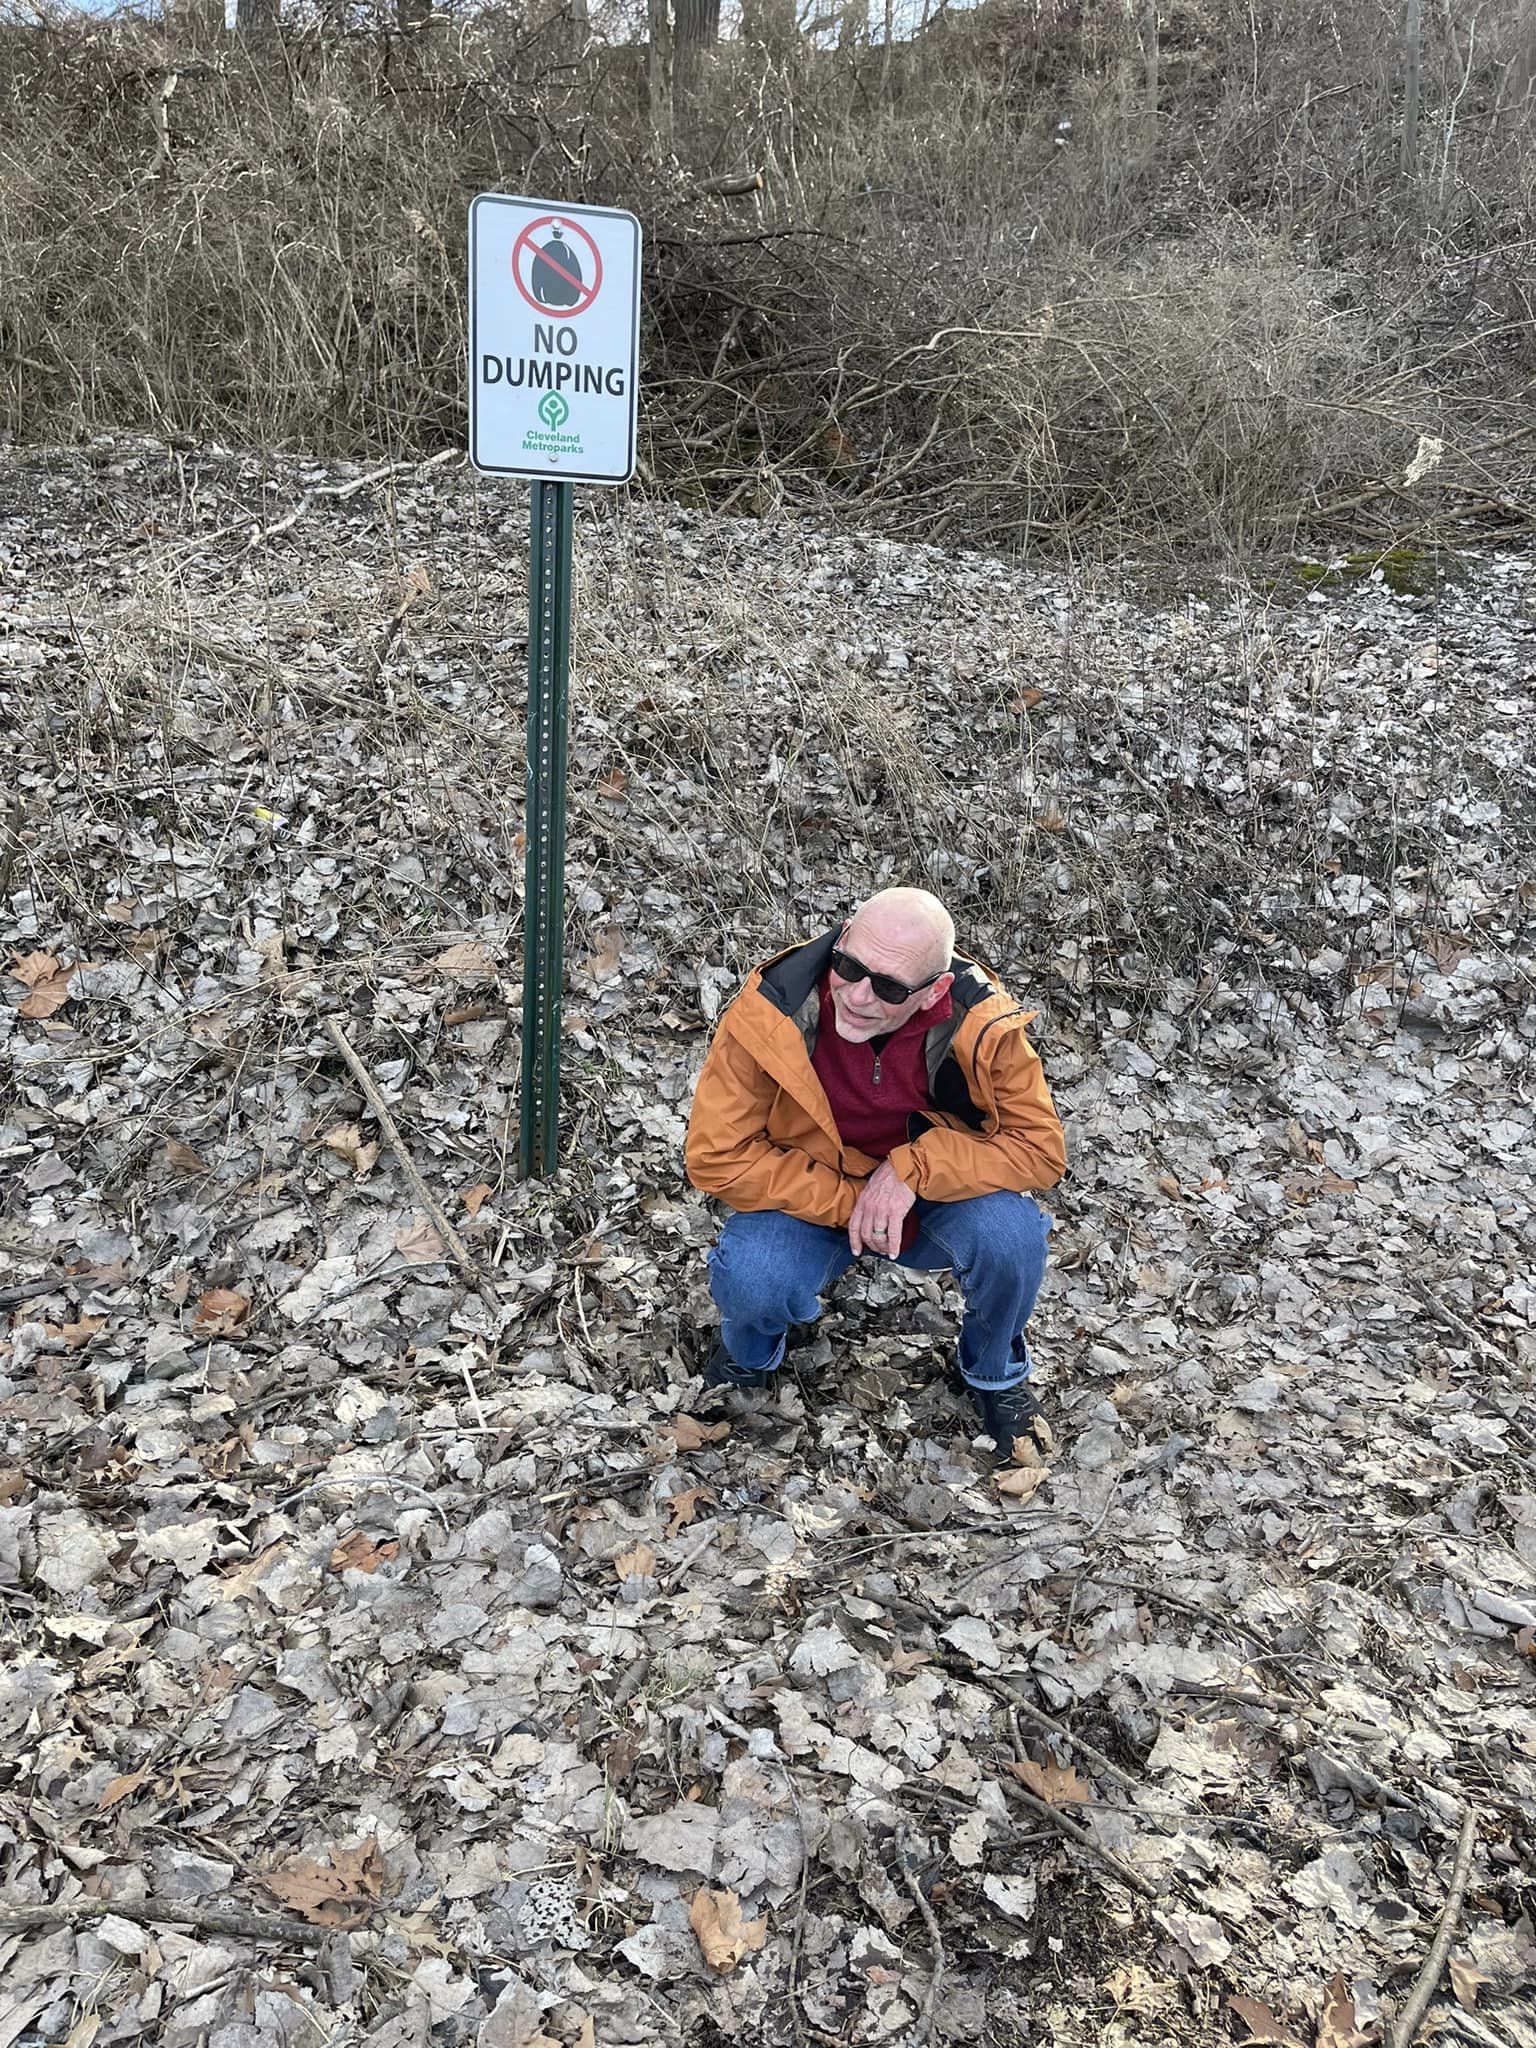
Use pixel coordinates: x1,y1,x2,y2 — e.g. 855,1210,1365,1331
969,1378,1048,1457
700,1341,775,1393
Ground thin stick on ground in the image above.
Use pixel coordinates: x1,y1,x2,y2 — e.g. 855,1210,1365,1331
1390,1806,1479,2048
324,1015,497,1311
937,1650,1143,1795
0,1897,329,1945
893,1826,946,2043
995,1773,1160,1901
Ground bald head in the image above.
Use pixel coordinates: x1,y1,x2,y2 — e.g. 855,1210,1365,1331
828,887,957,1043
846,888,956,982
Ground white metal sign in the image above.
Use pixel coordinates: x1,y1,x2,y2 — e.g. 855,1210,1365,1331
469,194,641,486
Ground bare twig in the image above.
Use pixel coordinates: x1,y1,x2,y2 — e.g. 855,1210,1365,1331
1171,1680,1393,1746
0,1896,327,1945
893,1826,945,2043
935,1651,1143,1795
0,796,24,904
1407,1275,1507,1366
1390,1807,1479,2048
324,1015,497,1311
994,1775,1159,1901
693,168,765,197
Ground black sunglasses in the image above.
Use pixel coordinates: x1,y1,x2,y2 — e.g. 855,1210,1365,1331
829,946,941,1007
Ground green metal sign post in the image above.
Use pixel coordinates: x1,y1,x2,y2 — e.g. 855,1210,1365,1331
469,193,641,1178
519,479,574,1179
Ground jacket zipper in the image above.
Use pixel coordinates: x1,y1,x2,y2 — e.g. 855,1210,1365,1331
872,1052,882,1086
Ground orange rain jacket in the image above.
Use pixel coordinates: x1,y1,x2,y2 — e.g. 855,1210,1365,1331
685,929,1066,1228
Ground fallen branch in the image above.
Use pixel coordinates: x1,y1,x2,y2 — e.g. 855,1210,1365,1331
935,1651,1143,1796
693,168,764,197
1407,1276,1507,1367
995,1772,1159,1901
324,1015,497,1311
1390,1806,1479,2048
183,449,461,555
0,1895,326,1946
0,795,23,904
893,1825,946,2042
1171,1680,1393,1746
784,1770,843,2048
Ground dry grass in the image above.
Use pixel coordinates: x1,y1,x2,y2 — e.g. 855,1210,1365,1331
0,1,1532,560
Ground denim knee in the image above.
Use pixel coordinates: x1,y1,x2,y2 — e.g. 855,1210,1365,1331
707,1212,840,1328
932,1191,1049,1275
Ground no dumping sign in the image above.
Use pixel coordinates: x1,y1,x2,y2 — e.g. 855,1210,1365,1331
469,194,641,486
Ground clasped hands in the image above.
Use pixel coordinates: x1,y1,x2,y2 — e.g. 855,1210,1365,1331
847,1159,916,1258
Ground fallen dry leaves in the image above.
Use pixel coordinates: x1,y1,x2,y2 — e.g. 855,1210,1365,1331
97,1769,151,1812
665,1484,713,1529
689,1887,767,1973
1316,1972,1376,2048
1,449,1531,2048
9,949,75,1018
321,1121,381,1175
1228,1994,1310,2048
193,1287,250,1333
996,1458,1047,1500
259,1839,385,1928
394,1216,446,1263
1006,1757,1092,1807
1450,1957,1492,2011
429,939,497,980
669,1415,730,1451
329,1531,401,1575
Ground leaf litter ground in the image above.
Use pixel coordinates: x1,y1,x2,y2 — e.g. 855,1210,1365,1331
0,440,1533,2048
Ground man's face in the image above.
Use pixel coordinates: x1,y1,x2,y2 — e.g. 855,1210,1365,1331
828,913,953,1044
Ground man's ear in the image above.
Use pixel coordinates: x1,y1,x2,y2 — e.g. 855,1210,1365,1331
921,973,955,1010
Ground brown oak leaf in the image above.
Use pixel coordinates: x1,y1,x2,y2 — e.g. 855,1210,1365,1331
259,1839,384,1928
670,1415,731,1451
194,1288,250,1333
1227,1995,1309,2048
329,1531,401,1576
1317,1971,1377,2048
1007,1756,1091,1806
689,1888,767,1973
163,1137,209,1175
10,950,76,1019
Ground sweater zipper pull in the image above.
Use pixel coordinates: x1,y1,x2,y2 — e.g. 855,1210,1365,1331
872,1052,882,1086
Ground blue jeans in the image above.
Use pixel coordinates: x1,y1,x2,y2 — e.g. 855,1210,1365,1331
706,1194,1051,1390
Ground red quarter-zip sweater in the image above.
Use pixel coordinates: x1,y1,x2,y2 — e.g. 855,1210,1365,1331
811,976,952,1171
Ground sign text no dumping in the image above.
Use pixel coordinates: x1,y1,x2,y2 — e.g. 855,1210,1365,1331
470,195,641,486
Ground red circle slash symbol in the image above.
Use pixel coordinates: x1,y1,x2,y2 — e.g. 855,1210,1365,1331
512,216,603,318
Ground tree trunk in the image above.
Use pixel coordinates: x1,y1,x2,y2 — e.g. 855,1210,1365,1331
1143,0,1160,158
674,0,719,116
1510,0,1536,129
648,0,675,155
1401,0,1421,174
236,0,278,41
177,0,226,41
741,0,796,57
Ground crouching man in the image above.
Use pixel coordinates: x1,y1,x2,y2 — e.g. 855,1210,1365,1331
684,888,1066,1455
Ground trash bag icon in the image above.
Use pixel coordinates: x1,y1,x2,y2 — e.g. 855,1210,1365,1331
532,226,583,308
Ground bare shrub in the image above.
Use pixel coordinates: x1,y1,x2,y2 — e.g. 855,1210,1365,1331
0,0,1531,558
